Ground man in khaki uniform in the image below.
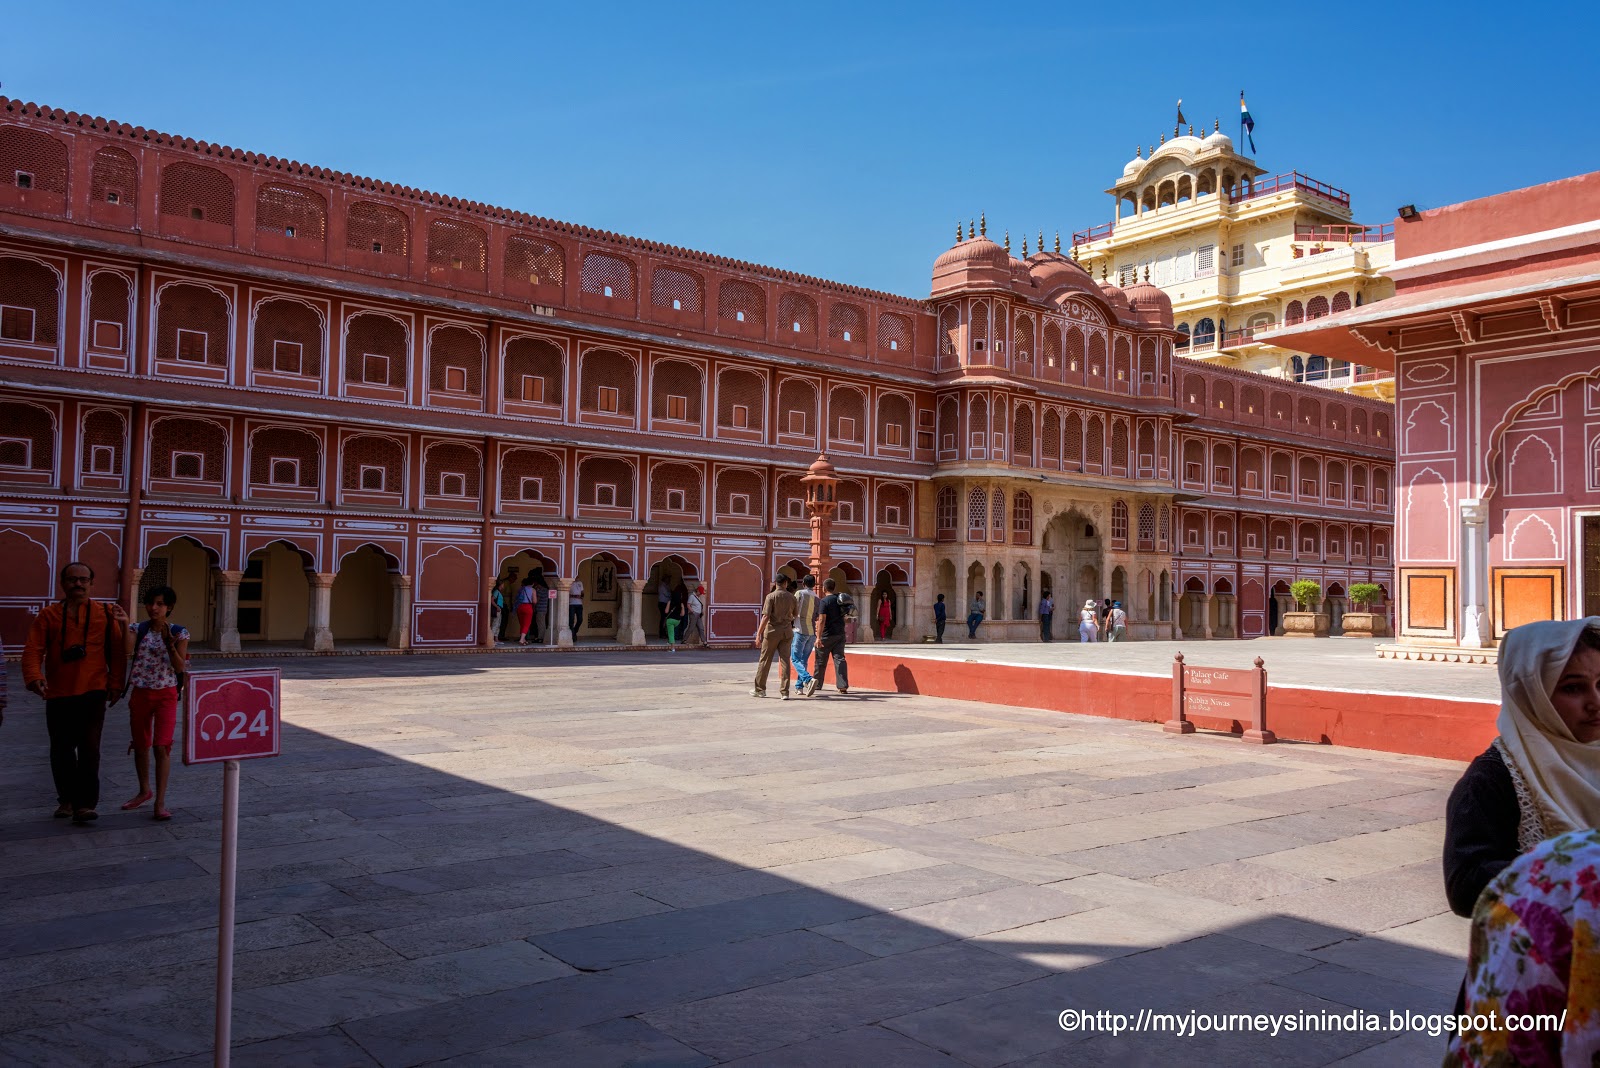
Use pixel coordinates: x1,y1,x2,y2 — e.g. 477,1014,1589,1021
752,575,799,699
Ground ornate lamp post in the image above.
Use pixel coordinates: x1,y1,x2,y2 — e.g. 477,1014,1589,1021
801,454,839,582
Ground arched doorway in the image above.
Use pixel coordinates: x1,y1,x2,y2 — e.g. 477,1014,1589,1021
241,541,312,644
140,537,218,646
1326,582,1347,636
1270,580,1292,636
965,560,987,630
1110,566,1128,609
646,554,697,642
1212,577,1235,639
1012,562,1031,621
496,549,557,643
1041,510,1102,608
872,569,897,639
331,545,399,648
574,552,630,642
1180,576,1206,638
828,561,864,641
1158,570,1172,624
991,563,1006,621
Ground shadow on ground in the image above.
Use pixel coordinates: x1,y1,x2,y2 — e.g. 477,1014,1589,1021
0,653,1466,1066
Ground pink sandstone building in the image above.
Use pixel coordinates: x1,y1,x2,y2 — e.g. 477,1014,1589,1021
1274,171,1600,660
0,98,1394,652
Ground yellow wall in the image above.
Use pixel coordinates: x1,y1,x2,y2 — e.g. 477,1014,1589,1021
332,548,392,640
259,543,310,642
146,540,211,642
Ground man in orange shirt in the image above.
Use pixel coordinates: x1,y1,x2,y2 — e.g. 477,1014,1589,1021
22,562,129,825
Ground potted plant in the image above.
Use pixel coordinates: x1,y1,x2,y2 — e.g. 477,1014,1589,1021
1340,583,1387,638
1284,579,1330,637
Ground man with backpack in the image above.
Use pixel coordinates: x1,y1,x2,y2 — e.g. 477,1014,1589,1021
804,578,851,696
121,585,190,821
21,562,128,825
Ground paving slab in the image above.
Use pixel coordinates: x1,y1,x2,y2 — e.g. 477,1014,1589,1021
0,651,1475,1066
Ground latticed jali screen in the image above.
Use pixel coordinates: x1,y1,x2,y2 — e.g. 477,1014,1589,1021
428,326,485,394
156,284,230,365
344,313,408,388
150,417,226,481
159,163,235,226
249,427,321,487
580,253,635,299
80,409,125,474
506,236,566,289
500,448,561,503
340,434,404,490
346,201,409,257
717,280,764,330
650,267,702,312
651,360,702,422
0,401,54,470
0,126,68,193
252,300,323,376
502,337,564,404
256,183,327,241
427,219,488,274
0,257,60,344
87,271,131,351
90,147,137,205
580,350,635,414
424,443,481,497
717,369,764,431
650,462,703,513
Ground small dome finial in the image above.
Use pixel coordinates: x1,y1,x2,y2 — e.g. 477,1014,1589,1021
956,221,962,243
1021,234,1028,256
979,213,987,237
1159,133,1166,144
1003,229,1010,253
1038,230,1044,253
1055,231,1062,254
1144,265,1151,283
1214,118,1220,132
968,219,975,240
1188,124,1194,136
1135,145,1142,159
1070,242,1079,261
1100,263,1109,282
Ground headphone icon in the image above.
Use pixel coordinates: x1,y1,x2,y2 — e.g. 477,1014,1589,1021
199,714,227,742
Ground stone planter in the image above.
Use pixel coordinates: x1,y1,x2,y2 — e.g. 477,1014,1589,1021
1282,610,1330,637
1339,611,1387,638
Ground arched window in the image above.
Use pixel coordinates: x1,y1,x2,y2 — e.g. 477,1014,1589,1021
1137,503,1156,550
1012,405,1034,459
342,434,405,496
344,312,408,390
778,292,817,338
0,256,61,347
86,270,132,354
424,442,482,500
877,392,911,451
936,485,958,538
579,252,635,300
1307,295,1330,320
1285,300,1305,325
967,487,987,537
938,305,960,366
828,302,865,344
255,183,327,246
651,359,703,424
155,283,230,367
251,298,323,378
577,455,634,508
426,218,487,276
1193,318,1216,344
90,146,137,209
249,426,321,490
1111,500,1129,546
1331,291,1352,314
159,162,235,228
879,312,911,354
828,386,866,445
580,348,636,415
346,201,409,259
1012,491,1033,545
427,325,485,398
778,378,817,437
715,467,765,518
150,417,226,484
877,483,911,530
0,400,55,473
1063,410,1082,469
649,461,702,516
500,447,562,505
503,336,563,406
1110,420,1129,470
506,235,565,289
717,368,766,432
717,280,765,330
650,266,704,313
80,409,125,479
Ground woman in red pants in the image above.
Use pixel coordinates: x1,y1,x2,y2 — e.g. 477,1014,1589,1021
515,576,537,645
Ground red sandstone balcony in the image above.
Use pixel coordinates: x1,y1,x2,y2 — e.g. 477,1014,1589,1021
1294,223,1394,244
1071,221,1116,247
1235,172,1350,209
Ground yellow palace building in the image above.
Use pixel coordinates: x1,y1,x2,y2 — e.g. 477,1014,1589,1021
1068,118,1396,401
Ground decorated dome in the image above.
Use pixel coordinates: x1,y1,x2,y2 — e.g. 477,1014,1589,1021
1099,282,1132,312
1123,279,1174,328
1202,129,1234,152
931,236,1009,273
1029,252,1102,301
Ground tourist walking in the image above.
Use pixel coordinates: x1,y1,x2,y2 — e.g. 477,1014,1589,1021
120,585,189,821
933,593,947,643
495,566,520,642
656,578,673,640
877,594,893,640
684,584,706,646
21,562,128,825
1079,599,1099,643
489,580,505,640
515,576,538,645
804,577,849,696
967,591,985,640
568,577,584,637
790,575,818,693
1108,601,1127,642
532,574,549,642
752,575,798,699
1098,598,1113,641
1038,593,1054,642
664,580,688,649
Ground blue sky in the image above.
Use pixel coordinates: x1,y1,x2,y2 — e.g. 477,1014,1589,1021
7,3,1596,296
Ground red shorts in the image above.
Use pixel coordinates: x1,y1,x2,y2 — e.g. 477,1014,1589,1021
130,687,179,749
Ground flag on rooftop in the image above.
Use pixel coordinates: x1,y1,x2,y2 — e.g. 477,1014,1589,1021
1240,92,1257,154
1176,99,1186,128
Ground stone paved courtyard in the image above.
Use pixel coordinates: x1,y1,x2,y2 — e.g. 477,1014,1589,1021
0,652,1473,1066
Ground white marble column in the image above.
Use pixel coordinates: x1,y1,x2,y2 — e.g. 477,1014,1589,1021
556,578,574,647
1198,593,1214,639
388,574,412,649
213,569,242,653
619,578,646,646
306,572,335,651
1460,499,1491,648
854,585,874,644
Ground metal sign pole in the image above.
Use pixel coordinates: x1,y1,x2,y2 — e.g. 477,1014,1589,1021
214,758,240,1067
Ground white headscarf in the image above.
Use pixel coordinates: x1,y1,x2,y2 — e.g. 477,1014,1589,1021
1495,618,1600,841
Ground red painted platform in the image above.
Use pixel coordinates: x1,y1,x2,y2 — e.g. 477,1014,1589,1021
848,650,1499,763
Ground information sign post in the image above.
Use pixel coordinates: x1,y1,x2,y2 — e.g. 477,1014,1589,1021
183,668,282,1068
